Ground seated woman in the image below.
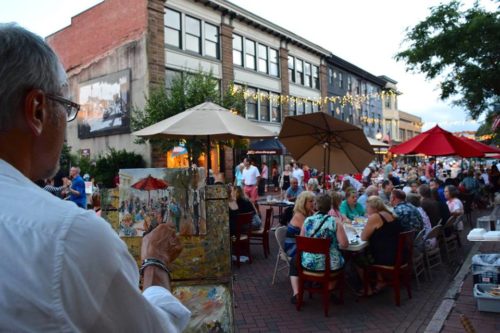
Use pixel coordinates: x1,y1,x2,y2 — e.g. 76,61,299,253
284,191,315,304
445,185,464,217
358,196,403,295
328,191,349,224
235,186,261,230
227,184,239,235
301,193,348,288
339,190,365,221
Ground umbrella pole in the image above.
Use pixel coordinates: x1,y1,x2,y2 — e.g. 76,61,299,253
207,135,211,183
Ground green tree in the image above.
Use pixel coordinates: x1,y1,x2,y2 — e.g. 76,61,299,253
395,0,500,120
132,70,247,164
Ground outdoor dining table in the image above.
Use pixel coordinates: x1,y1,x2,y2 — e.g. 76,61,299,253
344,218,369,252
256,199,295,227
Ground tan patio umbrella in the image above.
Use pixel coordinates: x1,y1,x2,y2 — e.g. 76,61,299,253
133,102,275,177
279,113,375,174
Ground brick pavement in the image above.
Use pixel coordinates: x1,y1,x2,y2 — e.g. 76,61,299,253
441,241,500,333
231,205,488,333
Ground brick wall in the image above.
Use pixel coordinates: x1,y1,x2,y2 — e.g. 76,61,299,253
279,47,290,118
220,23,235,93
320,63,328,113
147,0,166,90
47,0,148,71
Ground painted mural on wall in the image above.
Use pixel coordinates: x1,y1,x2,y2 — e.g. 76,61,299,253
77,69,130,138
118,168,207,237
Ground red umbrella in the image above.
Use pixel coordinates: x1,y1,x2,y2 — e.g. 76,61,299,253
457,136,500,154
390,125,484,158
131,175,168,205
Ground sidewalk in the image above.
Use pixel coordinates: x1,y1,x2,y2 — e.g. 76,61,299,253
440,241,500,333
231,203,488,332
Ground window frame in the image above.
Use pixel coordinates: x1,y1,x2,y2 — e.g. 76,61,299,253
288,56,295,83
269,48,279,77
185,15,202,54
232,34,243,66
204,22,219,59
257,44,268,74
164,8,182,49
244,39,256,70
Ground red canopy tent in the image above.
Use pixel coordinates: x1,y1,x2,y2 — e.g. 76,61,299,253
389,125,484,158
457,136,500,154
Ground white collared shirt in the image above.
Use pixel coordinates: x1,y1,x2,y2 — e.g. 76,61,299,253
0,159,190,332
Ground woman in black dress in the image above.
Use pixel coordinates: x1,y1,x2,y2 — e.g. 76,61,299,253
280,164,292,191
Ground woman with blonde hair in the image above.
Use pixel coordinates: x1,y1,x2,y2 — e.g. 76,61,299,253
356,196,403,295
283,191,315,304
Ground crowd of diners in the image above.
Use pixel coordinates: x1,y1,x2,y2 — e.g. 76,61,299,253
227,156,500,304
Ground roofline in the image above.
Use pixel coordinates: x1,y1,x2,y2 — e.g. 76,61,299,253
378,75,398,84
326,54,386,87
45,1,105,39
203,0,331,57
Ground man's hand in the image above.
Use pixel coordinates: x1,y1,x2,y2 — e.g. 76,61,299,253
141,224,183,266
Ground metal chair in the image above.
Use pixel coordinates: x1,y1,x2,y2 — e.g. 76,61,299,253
295,236,345,317
250,208,272,258
271,226,291,285
363,230,415,306
441,216,459,262
423,225,443,280
412,229,427,289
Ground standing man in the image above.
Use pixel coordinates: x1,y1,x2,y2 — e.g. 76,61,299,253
425,158,436,181
242,157,260,202
383,158,393,180
68,166,86,208
0,24,190,332
292,162,304,188
260,161,268,194
379,180,394,205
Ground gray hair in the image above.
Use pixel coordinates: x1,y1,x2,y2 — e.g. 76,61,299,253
0,23,63,131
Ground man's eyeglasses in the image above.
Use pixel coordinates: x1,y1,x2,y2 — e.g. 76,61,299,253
46,93,80,122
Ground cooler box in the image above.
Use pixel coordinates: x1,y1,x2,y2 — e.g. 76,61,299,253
472,254,500,284
473,284,500,313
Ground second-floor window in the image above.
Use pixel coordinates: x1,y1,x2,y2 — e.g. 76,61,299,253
269,49,279,77
245,39,256,70
304,62,311,87
233,34,243,66
288,56,295,83
165,9,182,48
328,68,334,86
258,44,268,74
296,59,304,85
185,16,201,54
312,65,319,89
338,72,343,89
347,76,352,92
204,23,219,58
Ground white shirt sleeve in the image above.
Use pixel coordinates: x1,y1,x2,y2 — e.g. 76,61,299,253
59,211,191,332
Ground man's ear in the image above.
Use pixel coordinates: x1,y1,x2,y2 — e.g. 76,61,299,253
24,89,46,136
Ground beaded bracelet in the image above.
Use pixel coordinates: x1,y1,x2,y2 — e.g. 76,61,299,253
140,258,172,280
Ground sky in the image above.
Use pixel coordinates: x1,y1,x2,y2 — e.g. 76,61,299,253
1,0,494,133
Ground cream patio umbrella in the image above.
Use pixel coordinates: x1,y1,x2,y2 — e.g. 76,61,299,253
133,102,276,177
279,113,375,174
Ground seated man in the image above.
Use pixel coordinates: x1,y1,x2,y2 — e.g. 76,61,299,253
379,180,393,205
390,189,423,232
285,177,303,202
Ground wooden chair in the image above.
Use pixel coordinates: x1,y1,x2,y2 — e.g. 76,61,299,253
363,230,415,306
250,207,272,258
423,225,443,280
442,216,459,262
412,229,427,289
295,236,345,317
272,226,291,285
231,212,253,268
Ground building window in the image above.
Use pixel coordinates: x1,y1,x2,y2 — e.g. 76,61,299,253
246,88,257,119
385,96,391,108
312,65,319,89
296,59,304,85
363,82,368,95
347,76,352,92
356,79,361,94
185,16,201,54
313,103,319,113
399,129,405,141
296,100,305,115
204,23,219,58
271,93,281,122
305,101,312,114
233,34,243,66
338,72,343,89
165,68,182,95
328,68,334,85
288,56,295,82
245,39,256,70
304,62,311,87
259,91,270,121
165,9,182,48
269,48,279,77
289,99,296,116
258,44,268,74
